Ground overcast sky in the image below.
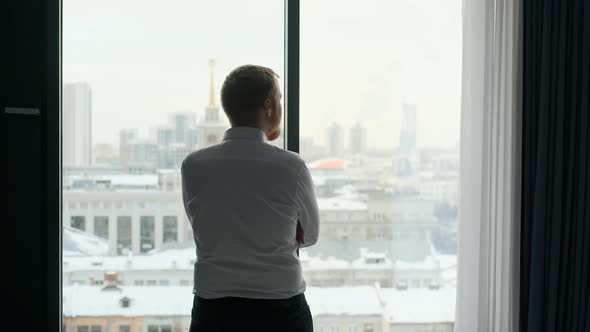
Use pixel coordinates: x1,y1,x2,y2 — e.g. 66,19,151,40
63,0,461,150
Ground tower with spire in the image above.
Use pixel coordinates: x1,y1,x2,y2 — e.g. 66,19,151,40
198,59,228,148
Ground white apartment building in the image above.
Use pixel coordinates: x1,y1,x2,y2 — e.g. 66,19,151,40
317,197,376,241
366,192,436,239
63,169,401,254
63,189,191,256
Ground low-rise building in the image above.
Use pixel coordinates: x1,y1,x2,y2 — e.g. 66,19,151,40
63,284,455,332
63,189,191,255
63,243,455,290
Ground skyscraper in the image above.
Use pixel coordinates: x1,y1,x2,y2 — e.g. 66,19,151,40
349,122,367,155
63,82,92,166
119,128,138,164
170,112,197,144
399,103,417,152
155,126,175,146
327,122,344,157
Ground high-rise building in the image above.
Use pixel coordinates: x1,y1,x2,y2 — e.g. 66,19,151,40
119,128,138,164
349,122,367,155
155,126,175,146
399,103,417,152
186,128,199,146
92,143,116,165
119,128,138,146
157,144,193,169
327,122,344,157
63,82,92,166
198,59,228,148
170,112,197,144
127,141,158,169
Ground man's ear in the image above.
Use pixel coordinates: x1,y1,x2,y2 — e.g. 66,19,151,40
263,98,273,117
264,98,272,111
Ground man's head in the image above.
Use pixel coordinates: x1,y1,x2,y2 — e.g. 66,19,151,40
221,65,282,141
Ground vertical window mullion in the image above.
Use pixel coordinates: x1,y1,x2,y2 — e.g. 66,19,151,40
285,0,300,153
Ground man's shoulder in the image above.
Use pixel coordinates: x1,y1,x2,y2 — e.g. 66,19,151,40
181,143,306,172
181,144,224,171
265,145,306,170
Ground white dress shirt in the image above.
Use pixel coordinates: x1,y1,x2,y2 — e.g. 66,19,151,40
181,127,320,299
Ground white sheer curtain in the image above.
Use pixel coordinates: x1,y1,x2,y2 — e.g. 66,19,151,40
455,0,521,331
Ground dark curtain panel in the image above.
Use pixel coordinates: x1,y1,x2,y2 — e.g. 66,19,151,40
521,0,590,331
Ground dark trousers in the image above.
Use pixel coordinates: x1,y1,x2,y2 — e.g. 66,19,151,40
189,293,313,332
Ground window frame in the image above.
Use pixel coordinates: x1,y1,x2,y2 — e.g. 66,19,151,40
285,0,300,153
51,1,300,330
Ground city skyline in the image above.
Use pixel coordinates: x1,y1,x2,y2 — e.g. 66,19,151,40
63,0,461,150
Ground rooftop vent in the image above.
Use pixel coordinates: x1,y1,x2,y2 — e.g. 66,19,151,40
91,259,103,266
120,296,132,308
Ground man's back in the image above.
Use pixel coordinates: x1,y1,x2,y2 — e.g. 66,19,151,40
181,127,319,299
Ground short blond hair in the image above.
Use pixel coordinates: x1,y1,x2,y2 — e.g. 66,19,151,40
221,65,279,123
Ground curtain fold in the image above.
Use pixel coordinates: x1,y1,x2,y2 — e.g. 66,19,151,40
520,0,590,331
455,0,521,331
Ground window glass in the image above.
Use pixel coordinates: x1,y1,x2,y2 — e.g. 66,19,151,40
163,216,178,243
71,216,85,230
93,216,109,239
117,216,132,255
140,216,155,253
300,0,461,328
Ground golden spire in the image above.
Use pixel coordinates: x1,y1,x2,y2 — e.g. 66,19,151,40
208,59,216,108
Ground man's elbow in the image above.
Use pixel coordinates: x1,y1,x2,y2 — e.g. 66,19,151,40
301,234,319,248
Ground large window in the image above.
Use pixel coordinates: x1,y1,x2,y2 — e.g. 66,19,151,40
299,0,461,330
62,0,459,331
62,0,284,330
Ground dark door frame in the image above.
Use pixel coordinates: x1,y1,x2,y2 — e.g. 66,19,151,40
44,0,299,330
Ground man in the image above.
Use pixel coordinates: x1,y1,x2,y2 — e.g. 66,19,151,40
182,65,320,332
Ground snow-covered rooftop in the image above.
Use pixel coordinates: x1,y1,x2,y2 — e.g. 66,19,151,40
63,285,456,323
63,226,110,257
63,285,193,317
317,197,367,211
381,287,456,323
305,286,384,316
64,174,159,190
63,247,196,272
64,245,455,275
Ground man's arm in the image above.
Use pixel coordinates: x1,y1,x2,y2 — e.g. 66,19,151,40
180,160,192,223
295,164,320,248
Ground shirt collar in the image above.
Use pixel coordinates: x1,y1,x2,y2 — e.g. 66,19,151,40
223,127,267,142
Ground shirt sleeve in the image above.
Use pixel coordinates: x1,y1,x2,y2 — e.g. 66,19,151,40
295,163,320,247
180,160,193,223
